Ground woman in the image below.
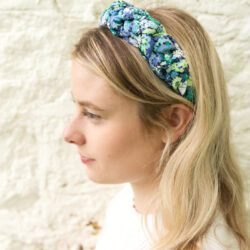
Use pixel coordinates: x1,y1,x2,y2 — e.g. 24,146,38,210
63,1,249,249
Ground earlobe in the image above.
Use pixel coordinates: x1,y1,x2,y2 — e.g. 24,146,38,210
161,104,194,144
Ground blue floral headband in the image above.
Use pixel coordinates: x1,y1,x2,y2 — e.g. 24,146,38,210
99,0,195,103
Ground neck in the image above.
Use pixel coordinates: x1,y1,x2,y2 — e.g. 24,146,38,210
130,176,160,215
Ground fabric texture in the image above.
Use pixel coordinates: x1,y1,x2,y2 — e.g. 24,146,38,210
95,183,240,250
99,0,195,103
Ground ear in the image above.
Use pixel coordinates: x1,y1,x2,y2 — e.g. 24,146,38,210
161,104,194,143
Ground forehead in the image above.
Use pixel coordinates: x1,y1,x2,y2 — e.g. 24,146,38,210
70,60,135,110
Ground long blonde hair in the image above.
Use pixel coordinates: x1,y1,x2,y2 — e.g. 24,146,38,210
71,6,249,250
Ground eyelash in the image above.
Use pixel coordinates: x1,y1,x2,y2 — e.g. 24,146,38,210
82,111,101,119
71,100,101,120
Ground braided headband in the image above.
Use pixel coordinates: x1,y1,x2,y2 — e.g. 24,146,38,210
99,0,195,103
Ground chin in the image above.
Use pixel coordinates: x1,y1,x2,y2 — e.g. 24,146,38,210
86,172,125,185
86,172,111,184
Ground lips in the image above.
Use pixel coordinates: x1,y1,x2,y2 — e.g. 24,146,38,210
79,153,95,164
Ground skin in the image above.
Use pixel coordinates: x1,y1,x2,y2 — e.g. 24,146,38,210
63,59,193,214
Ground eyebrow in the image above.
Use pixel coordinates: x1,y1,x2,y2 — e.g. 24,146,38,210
71,92,105,112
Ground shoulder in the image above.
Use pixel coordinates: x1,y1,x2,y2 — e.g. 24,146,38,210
201,212,240,250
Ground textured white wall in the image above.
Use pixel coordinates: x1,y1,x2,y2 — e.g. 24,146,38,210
0,0,249,249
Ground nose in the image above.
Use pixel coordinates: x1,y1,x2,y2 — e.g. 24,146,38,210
62,117,86,145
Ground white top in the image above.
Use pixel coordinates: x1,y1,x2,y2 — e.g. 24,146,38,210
95,183,239,250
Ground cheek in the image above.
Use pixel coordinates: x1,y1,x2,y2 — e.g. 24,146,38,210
84,117,164,184
104,128,163,185
96,123,138,160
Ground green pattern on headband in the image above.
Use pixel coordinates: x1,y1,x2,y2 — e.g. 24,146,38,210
99,0,195,103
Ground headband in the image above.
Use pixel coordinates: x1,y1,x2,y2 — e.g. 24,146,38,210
99,0,195,103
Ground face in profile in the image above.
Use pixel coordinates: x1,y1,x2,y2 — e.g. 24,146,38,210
63,60,165,185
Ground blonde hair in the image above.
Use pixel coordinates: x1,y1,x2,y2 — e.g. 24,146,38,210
71,6,249,250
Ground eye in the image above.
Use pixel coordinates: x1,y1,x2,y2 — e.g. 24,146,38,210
82,111,101,119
